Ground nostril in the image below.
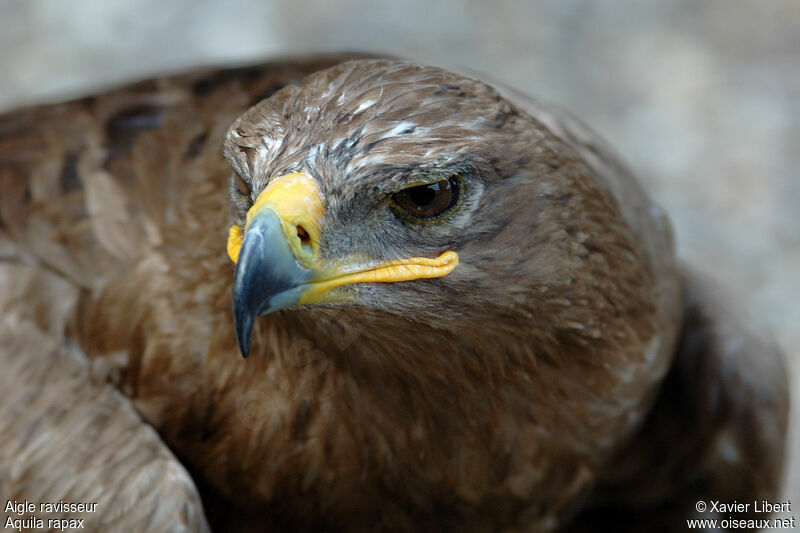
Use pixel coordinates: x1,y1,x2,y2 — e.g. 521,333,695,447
297,225,310,244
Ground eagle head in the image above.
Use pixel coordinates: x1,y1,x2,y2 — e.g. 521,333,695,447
224,59,664,365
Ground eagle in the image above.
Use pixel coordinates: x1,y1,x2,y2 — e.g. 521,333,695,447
0,54,789,532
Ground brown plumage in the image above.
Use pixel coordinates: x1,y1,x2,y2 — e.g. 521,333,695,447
0,55,788,532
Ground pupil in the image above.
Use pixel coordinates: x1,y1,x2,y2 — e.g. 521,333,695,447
409,182,440,207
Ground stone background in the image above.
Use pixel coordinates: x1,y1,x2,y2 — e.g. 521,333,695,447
1,0,798,525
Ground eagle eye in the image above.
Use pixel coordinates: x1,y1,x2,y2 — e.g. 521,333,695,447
234,173,251,197
391,177,461,220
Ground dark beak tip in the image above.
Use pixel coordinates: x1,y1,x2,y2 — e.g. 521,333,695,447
235,323,252,359
233,301,254,359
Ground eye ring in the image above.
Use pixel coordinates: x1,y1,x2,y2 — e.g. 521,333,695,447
389,176,462,220
233,173,251,197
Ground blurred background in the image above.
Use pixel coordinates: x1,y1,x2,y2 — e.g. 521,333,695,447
2,0,798,524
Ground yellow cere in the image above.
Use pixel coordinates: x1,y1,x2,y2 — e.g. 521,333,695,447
227,173,324,266
245,173,324,234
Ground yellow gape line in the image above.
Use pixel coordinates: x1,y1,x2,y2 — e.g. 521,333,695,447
299,251,458,304
227,225,243,263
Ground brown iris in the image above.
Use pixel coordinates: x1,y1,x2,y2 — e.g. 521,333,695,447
234,173,251,197
391,177,461,220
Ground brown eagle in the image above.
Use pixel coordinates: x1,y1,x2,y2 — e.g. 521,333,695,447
0,54,788,532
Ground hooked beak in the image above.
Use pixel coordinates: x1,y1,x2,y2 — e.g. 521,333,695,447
227,172,458,358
